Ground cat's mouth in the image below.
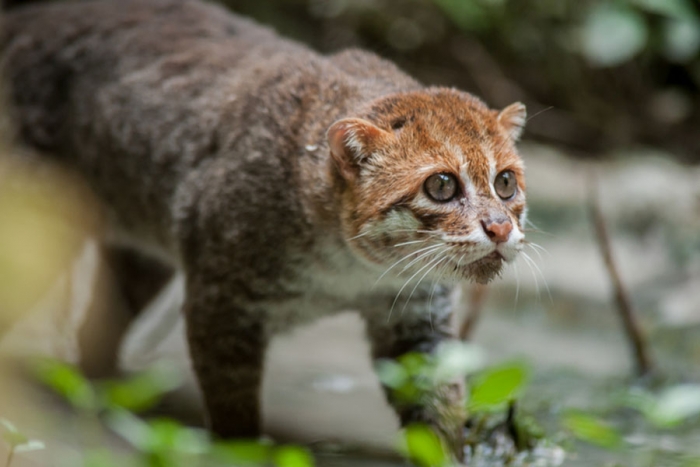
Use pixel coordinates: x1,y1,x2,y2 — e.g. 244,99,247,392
453,251,505,284
482,251,504,262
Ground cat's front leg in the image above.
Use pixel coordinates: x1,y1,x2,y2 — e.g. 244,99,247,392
363,292,466,461
184,281,267,439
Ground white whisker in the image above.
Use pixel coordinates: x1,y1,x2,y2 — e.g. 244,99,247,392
382,229,442,237
428,255,452,328
373,243,443,287
348,231,371,241
415,229,443,236
525,218,541,231
401,252,450,316
387,247,449,322
393,239,429,247
513,262,520,312
350,228,443,243
526,243,544,263
526,241,549,257
522,251,552,304
520,252,540,299
399,244,447,275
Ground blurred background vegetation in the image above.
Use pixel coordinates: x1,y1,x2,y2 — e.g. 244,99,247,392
221,0,700,160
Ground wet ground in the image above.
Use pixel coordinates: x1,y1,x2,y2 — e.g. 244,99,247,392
1,143,699,466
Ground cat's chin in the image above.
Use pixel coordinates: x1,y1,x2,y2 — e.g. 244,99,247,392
463,253,505,284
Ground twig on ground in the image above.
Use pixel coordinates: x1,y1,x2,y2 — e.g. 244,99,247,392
588,173,654,377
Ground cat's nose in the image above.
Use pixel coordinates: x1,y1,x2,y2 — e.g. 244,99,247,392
482,218,513,243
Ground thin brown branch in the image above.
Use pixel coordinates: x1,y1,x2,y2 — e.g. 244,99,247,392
588,173,654,377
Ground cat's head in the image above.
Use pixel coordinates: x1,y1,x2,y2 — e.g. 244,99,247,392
327,88,527,284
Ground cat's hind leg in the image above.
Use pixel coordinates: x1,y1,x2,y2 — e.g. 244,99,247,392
79,245,173,377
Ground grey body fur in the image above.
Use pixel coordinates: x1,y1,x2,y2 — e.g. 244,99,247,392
1,0,463,447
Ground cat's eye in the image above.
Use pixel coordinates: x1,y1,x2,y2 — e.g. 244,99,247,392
425,173,458,202
494,170,517,200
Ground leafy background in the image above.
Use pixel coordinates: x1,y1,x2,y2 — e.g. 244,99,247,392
221,0,700,160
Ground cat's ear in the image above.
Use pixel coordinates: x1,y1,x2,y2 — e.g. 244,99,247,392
327,118,390,180
497,102,527,141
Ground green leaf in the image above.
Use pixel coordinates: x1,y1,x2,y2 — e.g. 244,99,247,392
145,419,209,455
468,361,531,411
397,352,431,377
682,457,700,467
630,0,698,20
387,352,434,404
511,412,545,450
393,379,425,406
663,18,700,63
273,445,314,467
212,440,272,466
32,358,96,411
105,410,152,451
1,418,25,447
0,418,18,434
646,384,700,428
1,418,43,453
581,4,648,67
431,0,491,32
433,341,484,383
399,424,448,467
562,411,622,449
99,364,182,413
619,386,657,413
375,359,408,389
2,429,28,448
14,440,45,453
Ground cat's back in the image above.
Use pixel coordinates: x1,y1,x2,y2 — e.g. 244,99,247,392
1,0,279,70
0,0,419,257
0,0,332,247
0,0,308,152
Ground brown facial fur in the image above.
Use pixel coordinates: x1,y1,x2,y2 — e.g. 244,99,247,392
331,89,527,284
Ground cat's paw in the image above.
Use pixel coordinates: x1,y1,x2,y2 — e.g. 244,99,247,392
401,380,467,463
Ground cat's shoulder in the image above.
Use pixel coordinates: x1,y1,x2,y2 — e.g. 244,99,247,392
329,48,420,90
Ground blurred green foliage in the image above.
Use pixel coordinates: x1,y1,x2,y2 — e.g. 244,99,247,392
376,342,484,407
223,0,700,159
1,419,45,467
622,384,700,428
3,352,699,466
99,365,182,413
561,411,623,449
434,0,700,65
399,424,449,467
377,344,700,464
33,359,97,411
468,361,531,412
24,358,319,467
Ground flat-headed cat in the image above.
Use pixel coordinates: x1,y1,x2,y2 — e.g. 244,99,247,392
0,0,527,455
